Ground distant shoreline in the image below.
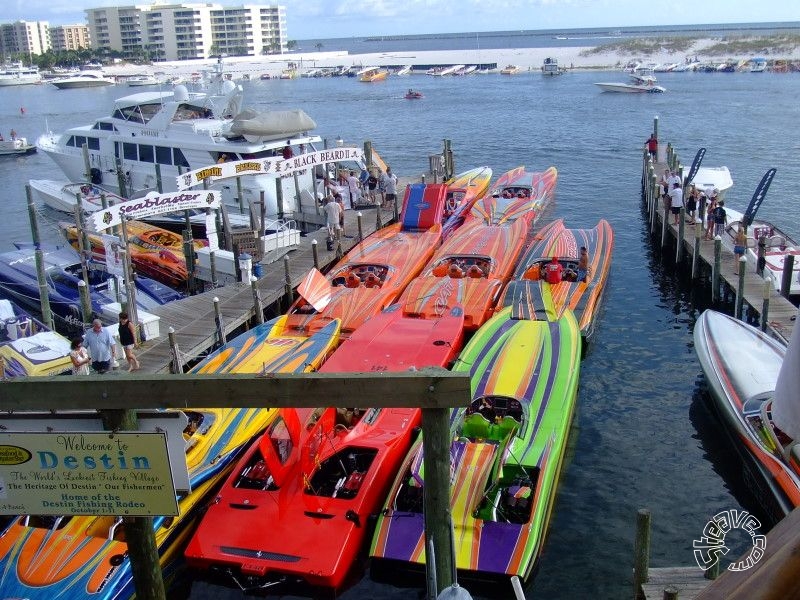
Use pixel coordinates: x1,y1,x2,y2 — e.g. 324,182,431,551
105,36,800,78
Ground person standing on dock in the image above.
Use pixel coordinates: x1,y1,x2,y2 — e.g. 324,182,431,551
346,170,361,208
118,312,140,372
324,195,343,240
381,166,398,208
712,200,727,238
646,133,658,160
734,224,748,273
669,181,684,226
84,319,116,374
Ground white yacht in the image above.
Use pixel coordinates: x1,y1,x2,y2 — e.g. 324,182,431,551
541,57,563,76
0,63,42,87
50,71,116,89
36,59,351,219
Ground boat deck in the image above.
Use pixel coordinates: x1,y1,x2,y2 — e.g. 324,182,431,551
644,155,796,344
136,201,399,373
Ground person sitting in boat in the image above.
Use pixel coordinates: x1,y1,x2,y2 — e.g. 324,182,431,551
577,246,589,282
523,262,541,281
544,256,563,284
9,130,16,141
448,263,464,279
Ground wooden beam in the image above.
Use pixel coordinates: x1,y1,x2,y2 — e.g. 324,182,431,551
0,370,471,411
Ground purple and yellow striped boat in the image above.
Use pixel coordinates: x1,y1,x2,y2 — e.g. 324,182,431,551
370,306,581,582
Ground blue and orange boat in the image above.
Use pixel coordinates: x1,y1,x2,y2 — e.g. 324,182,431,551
371,306,582,583
500,218,614,338
284,183,446,340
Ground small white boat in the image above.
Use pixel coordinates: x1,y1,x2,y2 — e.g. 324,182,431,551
595,72,665,93
51,71,116,89
500,64,522,75
751,58,768,73
395,65,412,76
454,65,477,76
29,179,127,213
723,206,800,297
0,137,36,156
127,74,161,86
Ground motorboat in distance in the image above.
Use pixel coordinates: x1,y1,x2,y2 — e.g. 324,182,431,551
595,72,665,93
50,71,116,89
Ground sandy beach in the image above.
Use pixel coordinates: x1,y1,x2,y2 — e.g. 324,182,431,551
105,37,800,79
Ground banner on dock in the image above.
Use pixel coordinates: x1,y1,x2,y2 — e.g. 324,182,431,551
89,190,221,232
683,147,706,187
175,147,365,191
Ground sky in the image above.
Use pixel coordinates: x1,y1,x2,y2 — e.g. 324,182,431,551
9,0,800,40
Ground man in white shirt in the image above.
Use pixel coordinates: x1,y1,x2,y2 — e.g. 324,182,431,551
323,196,342,240
346,171,361,208
381,166,398,208
669,182,684,226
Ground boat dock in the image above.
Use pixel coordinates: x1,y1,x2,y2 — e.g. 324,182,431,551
136,201,400,373
641,128,796,344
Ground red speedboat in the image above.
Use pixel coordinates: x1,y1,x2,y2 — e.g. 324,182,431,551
184,404,421,592
404,89,423,99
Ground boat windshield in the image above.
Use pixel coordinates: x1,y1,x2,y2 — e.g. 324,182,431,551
112,102,162,124
431,255,492,278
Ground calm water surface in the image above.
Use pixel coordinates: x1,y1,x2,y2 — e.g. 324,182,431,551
0,66,798,599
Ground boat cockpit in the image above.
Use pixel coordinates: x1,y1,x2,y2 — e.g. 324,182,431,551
430,255,492,279
330,264,390,288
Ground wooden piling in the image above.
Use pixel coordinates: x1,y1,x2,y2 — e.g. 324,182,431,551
736,257,746,319
634,508,651,600
780,255,794,301
712,238,721,303
692,220,702,279
761,280,771,332
26,185,54,330
212,296,225,346
250,277,264,325
311,239,319,270
357,212,364,241
100,408,166,600
167,327,181,374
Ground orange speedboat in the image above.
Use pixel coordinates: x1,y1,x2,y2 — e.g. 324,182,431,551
441,166,492,234
60,219,206,289
284,183,446,340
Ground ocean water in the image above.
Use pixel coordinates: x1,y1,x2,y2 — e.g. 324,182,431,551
1,53,799,600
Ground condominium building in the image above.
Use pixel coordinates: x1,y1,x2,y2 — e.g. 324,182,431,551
50,24,91,52
0,20,50,57
86,2,286,62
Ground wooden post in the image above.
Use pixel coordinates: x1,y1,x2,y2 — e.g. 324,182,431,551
761,280,771,332
155,163,163,193
276,178,285,222
236,177,245,215
291,171,302,215
660,202,668,249
259,190,267,234
692,219,702,279
393,189,400,222
251,277,264,325
72,204,94,324
312,239,319,270
376,202,383,229
212,296,226,346
100,192,109,210
209,251,218,288
82,143,92,183
712,237,722,303
653,115,659,144
336,238,343,260
283,255,292,306
115,156,128,198
363,140,373,170
77,280,92,326
780,255,794,300
633,508,651,600
663,586,678,600
736,256,746,319
119,215,139,336
26,185,54,330
182,230,195,295
167,327,181,374
100,409,166,600
422,407,454,594
676,207,685,263
704,557,720,581
443,138,454,180
357,212,363,242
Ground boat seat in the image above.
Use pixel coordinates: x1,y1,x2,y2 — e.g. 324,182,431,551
467,265,484,279
345,273,361,288
461,413,491,440
363,273,381,288
448,264,464,279
768,235,786,249
490,415,521,442
432,263,449,277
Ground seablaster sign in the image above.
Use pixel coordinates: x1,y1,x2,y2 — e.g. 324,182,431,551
89,190,221,232
176,147,365,190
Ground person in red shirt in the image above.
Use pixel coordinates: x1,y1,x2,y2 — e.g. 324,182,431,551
646,133,658,160
545,256,563,284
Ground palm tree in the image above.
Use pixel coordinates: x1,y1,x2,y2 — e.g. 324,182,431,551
315,42,323,52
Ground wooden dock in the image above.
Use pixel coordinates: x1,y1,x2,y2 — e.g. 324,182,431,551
136,201,398,373
642,149,796,344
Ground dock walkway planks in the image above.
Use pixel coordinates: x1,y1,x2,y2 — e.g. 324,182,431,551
136,202,397,373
